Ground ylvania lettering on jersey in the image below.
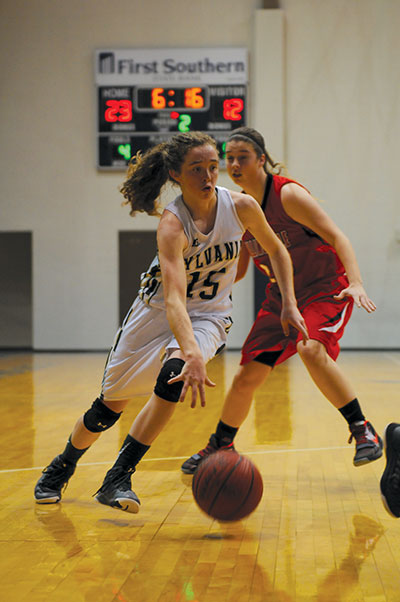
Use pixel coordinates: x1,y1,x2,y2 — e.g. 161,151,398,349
183,240,241,270
139,239,241,303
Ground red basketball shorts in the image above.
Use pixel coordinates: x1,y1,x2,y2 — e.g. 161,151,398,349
240,287,354,367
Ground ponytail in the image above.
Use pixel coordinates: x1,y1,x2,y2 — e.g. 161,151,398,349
120,132,217,217
120,144,169,217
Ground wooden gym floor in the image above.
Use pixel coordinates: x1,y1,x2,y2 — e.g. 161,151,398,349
0,349,400,601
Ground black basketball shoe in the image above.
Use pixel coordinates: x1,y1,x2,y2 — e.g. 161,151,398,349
94,466,140,513
34,455,76,504
380,423,400,518
181,434,236,475
348,421,383,466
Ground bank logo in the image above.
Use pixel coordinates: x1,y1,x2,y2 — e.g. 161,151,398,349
99,52,115,74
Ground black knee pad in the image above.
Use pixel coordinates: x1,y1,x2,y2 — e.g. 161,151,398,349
154,358,185,402
83,397,122,432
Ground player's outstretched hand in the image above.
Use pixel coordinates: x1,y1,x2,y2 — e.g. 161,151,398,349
280,304,309,343
334,284,376,313
168,354,216,408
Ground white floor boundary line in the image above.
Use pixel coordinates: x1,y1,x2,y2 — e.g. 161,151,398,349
0,445,350,474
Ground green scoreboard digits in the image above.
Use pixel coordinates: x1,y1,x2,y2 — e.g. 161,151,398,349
95,48,248,170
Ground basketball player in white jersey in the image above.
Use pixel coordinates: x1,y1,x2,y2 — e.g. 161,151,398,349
34,132,308,514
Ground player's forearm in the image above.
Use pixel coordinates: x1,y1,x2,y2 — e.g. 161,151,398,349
165,298,202,359
234,250,250,282
269,245,298,307
332,233,363,285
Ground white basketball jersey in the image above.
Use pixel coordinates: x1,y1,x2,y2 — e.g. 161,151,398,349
138,187,245,316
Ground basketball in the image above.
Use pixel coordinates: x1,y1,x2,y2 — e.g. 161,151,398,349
192,451,263,521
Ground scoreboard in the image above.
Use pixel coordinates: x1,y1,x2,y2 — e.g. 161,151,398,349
95,48,248,170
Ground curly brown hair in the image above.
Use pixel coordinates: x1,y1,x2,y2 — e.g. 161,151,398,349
227,127,286,175
120,132,217,217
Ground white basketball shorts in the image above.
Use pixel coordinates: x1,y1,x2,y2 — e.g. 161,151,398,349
101,297,232,401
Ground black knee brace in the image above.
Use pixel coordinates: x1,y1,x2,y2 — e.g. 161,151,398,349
83,397,122,432
154,358,185,402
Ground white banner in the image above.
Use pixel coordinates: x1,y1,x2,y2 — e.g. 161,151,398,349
95,48,248,86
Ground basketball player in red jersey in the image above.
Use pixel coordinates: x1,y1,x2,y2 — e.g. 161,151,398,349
182,126,382,474
34,132,308,513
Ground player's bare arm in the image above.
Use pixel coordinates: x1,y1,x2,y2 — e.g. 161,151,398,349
157,211,215,407
234,244,251,283
232,191,309,340
281,183,376,313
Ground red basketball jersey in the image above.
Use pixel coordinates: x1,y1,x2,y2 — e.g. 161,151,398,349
242,174,346,305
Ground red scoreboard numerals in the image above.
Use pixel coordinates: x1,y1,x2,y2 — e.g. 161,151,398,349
105,99,133,123
223,98,244,121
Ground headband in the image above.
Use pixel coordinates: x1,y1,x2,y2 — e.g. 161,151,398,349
226,133,265,155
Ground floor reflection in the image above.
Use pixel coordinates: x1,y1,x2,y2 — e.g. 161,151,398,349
34,504,83,558
253,362,292,445
115,513,385,601
0,352,33,469
1,350,398,601
34,504,384,602
315,514,384,601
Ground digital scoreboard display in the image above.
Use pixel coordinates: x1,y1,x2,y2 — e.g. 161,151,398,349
95,48,248,170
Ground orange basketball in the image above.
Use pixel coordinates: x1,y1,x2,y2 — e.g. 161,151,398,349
192,451,263,521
